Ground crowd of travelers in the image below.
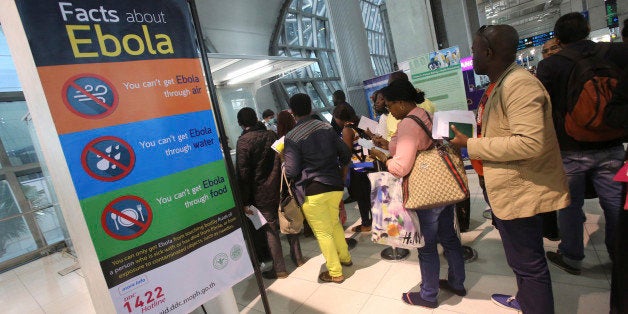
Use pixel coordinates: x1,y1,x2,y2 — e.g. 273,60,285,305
233,13,628,313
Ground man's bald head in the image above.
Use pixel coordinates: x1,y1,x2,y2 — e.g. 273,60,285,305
481,24,519,64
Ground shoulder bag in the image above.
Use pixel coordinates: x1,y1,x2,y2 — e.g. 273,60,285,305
402,115,470,210
278,166,304,234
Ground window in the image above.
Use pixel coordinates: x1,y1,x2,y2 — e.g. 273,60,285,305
270,0,342,121
0,27,68,269
360,0,393,76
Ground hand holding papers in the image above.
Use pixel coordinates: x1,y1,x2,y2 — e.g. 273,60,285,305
245,205,267,230
432,110,477,139
358,116,383,137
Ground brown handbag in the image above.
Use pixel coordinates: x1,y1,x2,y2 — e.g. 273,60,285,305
402,115,469,210
278,166,304,234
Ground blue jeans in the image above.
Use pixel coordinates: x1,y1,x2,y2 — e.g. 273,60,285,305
559,146,624,263
415,205,465,302
494,214,554,314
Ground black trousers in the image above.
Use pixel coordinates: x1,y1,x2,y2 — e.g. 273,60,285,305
493,214,554,314
348,168,372,227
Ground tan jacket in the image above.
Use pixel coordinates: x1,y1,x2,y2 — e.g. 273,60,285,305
467,63,570,220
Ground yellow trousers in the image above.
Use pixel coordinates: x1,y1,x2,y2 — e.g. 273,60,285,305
302,191,351,277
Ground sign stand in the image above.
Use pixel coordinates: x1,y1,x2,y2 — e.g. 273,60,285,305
189,1,271,312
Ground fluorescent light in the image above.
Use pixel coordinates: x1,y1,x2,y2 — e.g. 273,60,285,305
227,65,273,85
223,60,271,81
210,59,239,72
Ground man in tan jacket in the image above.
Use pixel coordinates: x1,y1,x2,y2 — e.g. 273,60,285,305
450,25,570,313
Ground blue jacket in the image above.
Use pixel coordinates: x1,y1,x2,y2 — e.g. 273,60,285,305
284,117,351,204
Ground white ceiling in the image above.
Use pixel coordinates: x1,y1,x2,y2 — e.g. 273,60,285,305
477,0,562,37
195,0,285,55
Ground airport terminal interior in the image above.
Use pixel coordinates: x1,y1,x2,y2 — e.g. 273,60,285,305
0,0,625,313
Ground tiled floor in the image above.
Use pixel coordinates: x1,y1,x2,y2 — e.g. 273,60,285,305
0,172,612,313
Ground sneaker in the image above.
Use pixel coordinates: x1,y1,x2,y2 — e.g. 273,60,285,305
491,294,521,312
546,251,581,275
340,260,353,267
401,292,438,308
262,270,288,279
439,279,466,296
318,271,344,283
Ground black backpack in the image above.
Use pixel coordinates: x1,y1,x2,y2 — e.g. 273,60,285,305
557,43,626,142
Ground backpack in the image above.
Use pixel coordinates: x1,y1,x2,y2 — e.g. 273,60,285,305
558,43,626,142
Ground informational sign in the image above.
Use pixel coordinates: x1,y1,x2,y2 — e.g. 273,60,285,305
408,46,467,111
517,31,555,51
13,1,252,313
362,73,390,119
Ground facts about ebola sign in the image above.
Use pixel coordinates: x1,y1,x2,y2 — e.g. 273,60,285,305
14,1,253,313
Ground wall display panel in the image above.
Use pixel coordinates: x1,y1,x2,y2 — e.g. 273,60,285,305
409,46,467,111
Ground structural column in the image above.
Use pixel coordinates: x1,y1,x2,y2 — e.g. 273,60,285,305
325,0,375,117
385,0,438,64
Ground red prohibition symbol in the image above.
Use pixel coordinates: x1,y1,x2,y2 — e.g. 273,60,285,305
81,136,135,182
62,74,119,119
101,195,153,240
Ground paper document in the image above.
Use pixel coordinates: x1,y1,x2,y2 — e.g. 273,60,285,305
357,138,374,151
358,116,381,136
432,110,477,139
245,205,267,230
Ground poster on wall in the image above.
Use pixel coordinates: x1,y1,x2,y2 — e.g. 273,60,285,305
13,1,252,313
408,46,467,111
460,56,487,111
362,73,390,119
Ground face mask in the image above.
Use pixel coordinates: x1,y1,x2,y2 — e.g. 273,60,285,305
267,118,276,125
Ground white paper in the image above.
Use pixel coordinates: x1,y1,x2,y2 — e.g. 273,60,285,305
432,110,477,139
358,116,382,136
245,205,267,230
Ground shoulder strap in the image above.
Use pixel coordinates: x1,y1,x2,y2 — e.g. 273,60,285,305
405,114,433,140
280,165,294,198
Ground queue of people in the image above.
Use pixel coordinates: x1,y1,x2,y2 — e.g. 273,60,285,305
233,13,627,313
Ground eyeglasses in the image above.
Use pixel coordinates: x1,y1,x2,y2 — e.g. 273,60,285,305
477,25,494,51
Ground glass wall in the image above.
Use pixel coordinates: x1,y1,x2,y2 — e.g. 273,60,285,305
271,0,394,117
360,0,393,76
270,0,341,121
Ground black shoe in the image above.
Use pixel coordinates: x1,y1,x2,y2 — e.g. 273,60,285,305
345,238,358,250
546,251,581,275
439,279,467,296
340,260,353,267
343,196,356,204
262,270,288,279
544,235,560,241
462,246,478,263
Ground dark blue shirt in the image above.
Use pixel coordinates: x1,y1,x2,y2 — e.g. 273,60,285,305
284,117,351,204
